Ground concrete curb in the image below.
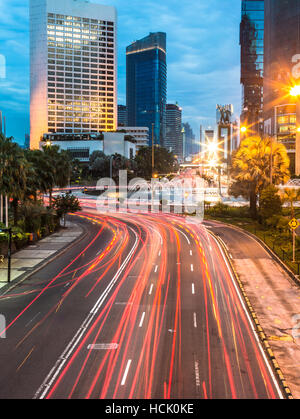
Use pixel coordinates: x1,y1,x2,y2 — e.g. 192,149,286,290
208,228,293,400
0,221,88,297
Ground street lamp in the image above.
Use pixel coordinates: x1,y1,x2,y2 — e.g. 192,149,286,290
240,126,247,134
0,228,12,283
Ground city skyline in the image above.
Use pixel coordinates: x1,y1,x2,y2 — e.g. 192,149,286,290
0,0,241,145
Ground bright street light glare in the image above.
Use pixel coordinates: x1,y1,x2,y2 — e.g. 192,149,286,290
206,141,218,153
290,85,300,97
240,126,247,133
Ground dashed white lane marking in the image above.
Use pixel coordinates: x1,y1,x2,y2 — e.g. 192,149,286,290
191,264,194,272
121,360,132,386
192,283,195,295
139,312,146,328
194,361,201,387
190,250,193,256
193,312,197,328
149,284,154,295
34,228,140,400
158,250,161,257
25,312,41,328
154,265,158,273
87,343,118,350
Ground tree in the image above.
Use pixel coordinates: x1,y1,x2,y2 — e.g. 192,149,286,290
259,184,282,223
134,146,179,179
89,151,109,178
52,193,81,227
281,188,300,219
41,145,72,206
0,134,29,225
230,136,290,218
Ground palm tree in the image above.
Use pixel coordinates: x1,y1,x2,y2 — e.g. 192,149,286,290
40,146,71,206
281,188,300,218
0,134,28,225
231,136,290,218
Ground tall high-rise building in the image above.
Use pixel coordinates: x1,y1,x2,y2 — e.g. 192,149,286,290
126,32,167,146
30,0,117,149
182,122,197,156
240,0,264,135
165,103,182,157
264,0,300,173
118,105,127,127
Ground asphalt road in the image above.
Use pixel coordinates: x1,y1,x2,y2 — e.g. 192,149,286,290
0,206,284,399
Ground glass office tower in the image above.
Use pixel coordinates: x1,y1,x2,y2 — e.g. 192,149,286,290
263,0,300,173
126,32,167,146
240,0,264,134
165,103,183,158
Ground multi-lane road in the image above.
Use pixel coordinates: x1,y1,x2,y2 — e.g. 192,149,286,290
0,200,284,399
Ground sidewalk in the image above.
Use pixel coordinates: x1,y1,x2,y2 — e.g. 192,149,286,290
0,222,83,292
205,219,300,399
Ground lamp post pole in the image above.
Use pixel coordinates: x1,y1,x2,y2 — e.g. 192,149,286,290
0,228,12,283
152,123,155,174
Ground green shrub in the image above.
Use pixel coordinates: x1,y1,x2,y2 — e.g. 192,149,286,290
259,185,282,224
206,203,250,218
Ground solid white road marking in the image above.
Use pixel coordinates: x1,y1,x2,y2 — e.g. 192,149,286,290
211,234,284,399
34,228,139,399
139,312,146,328
121,360,132,386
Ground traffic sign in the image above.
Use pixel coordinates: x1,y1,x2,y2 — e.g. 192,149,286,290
289,218,300,230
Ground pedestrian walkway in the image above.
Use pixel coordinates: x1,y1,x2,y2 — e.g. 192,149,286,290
205,220,300,399
0,222,83,290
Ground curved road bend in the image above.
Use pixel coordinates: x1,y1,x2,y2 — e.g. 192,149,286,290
0,209,283,399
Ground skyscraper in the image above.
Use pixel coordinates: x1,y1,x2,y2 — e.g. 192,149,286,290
264,0,300,173
126,32,167,146
182,122,197,156
117,105,127,127
30,0,117,149
165,103,182,157
240,0,264,135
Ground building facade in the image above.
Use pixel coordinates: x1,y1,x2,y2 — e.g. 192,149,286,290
165,103,183,157
240,0,264,135
126,32,167,146
264,0,300,173
117,105,127,127
182,122,197,157
42,131,136,162
118,127,149,150
30,0,117,149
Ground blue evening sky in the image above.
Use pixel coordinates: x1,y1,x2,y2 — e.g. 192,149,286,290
0,0,241,145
